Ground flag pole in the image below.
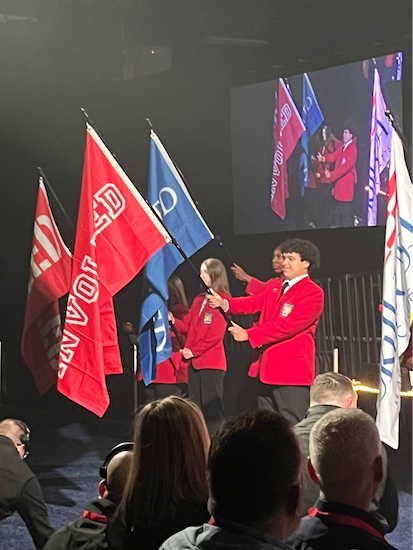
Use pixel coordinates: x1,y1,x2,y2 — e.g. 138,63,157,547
37,168,76,232
144,118,237,267
81,110,231,326
385,110,412,163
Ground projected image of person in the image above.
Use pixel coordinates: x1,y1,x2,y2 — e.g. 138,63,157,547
317,122,357,227
312,125,340,227
170,259,231,436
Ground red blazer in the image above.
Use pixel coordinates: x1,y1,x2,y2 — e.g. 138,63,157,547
227,277,324,385
174,292,230,371
137,304,189,384
246,276,282,296
324,138,357,201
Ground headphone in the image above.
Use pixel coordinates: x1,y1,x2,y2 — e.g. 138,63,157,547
99,442,134,479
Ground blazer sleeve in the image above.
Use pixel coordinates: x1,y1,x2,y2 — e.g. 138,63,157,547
227,291,267,316
246,277,268,295
247,285,324,348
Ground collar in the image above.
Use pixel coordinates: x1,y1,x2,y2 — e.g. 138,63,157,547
284,274,308,290
216,518,292,549
310,499,387,538
342,139,353,151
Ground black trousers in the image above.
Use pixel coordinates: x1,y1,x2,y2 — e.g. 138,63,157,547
331,199,353,227
140,383,187,405
189,367,225,437
256,381,310,425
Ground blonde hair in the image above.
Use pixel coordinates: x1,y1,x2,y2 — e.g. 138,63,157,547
203,258,231,295
120,397,210,528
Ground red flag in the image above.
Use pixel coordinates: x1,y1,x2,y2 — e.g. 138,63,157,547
270,78,305,220
58,124,170,417
21,179,72,394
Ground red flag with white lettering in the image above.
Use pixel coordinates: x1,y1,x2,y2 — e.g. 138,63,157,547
58,124,170,417
21,179,72,394
270,78,305,220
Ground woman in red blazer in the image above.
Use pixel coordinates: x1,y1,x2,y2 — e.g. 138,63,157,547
171,258,231,436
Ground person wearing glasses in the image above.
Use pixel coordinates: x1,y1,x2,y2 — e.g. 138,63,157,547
0,418,54,549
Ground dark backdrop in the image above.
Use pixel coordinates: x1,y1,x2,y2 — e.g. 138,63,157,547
0,0,411,421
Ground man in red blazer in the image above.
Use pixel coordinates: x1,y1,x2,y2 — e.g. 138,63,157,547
208,239,324,424
317,122,357,228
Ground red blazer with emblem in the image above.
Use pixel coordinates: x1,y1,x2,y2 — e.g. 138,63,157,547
324,138,357,202
227,277,324,385
174,292,230,371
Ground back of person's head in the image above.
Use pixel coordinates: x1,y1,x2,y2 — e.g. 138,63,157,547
208,410,301,537
310,372,358,408
309,408,382,509
101,450,133,507
0,418,30,459
281,239,320,274
121,397,209,527
203,258,231,295
168,275,189,309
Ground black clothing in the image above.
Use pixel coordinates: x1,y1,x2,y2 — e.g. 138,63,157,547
44,498,115,550
0,435,54,550
257,383,310,425
294,405,399,531
188,367,225,436
106,499,210,550
288,498,397,550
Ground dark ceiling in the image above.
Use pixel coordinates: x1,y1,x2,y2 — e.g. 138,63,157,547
0,0,411,84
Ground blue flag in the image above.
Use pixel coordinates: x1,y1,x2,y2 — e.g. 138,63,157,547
301,73,324,196
138,131,213,384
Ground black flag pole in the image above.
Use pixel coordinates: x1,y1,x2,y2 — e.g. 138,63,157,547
385,109,412,162
37,167,76,232
145,118,237,267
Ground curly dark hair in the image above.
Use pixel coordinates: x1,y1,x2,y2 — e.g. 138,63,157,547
280,239,321,273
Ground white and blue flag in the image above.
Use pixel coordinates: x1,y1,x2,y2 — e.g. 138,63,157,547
367,68,393,226
300,73,324,196
138,131,213,384
376,131,413,449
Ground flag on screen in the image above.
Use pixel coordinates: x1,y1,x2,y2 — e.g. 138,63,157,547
271,78,305,220
58,124,170,417
21,178,72,394
300,73,324,195
367,68,393,226
376,131,413,449
138,130,213,384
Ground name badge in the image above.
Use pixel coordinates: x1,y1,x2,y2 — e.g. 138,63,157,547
281,303,294,317
203,312,213,325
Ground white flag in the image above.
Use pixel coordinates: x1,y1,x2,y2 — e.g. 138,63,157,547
376,132,413,449
367,69,393,226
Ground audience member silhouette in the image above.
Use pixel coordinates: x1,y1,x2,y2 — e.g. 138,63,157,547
160,409,302,550
106,396,210,550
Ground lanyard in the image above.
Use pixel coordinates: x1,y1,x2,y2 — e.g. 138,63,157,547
83,510,109,524
308,507,385,541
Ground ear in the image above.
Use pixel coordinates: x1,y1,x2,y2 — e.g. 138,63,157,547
98,479,107,498
303,260,310,270
373,454,383,485
307,458,319,485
